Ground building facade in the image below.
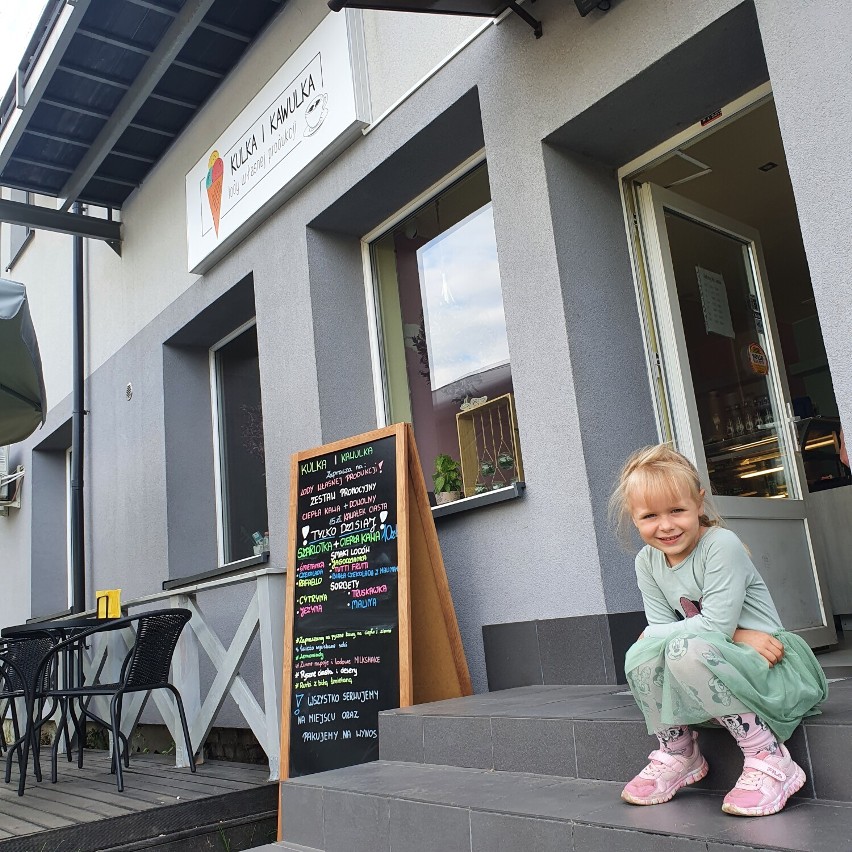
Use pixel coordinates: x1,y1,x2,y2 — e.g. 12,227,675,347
1,0,850,742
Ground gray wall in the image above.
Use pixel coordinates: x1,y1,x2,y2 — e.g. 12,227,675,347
543,146,658,613
306,229,378,443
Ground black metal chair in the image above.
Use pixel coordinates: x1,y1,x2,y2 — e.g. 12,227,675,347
0,633,59,795
33,608,197,792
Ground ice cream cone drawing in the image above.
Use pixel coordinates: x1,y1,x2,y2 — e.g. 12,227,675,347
205,150,224,236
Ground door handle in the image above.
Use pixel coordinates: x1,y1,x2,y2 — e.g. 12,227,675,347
785,402,802,454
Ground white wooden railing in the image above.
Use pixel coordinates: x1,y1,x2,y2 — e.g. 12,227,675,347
64,565,286,781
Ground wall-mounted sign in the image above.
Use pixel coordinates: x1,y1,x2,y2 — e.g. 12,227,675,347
185,11,370,273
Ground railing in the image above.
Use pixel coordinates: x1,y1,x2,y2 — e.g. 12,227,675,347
64,565,286,781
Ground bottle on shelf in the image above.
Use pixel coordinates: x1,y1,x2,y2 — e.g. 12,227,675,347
734,404,745,436
707,391,724,442
760,396,773,428
725,407,735,439
744,400,754,434
712,412,723,441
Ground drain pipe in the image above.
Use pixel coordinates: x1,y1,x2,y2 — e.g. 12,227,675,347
70,202,86,613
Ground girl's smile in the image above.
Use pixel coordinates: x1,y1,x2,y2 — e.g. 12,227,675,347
630,487,706,567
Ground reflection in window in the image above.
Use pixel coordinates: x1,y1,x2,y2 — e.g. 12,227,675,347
418,204,510,392
212,324,268,563
371,164,522,496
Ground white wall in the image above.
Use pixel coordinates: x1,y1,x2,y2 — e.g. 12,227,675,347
363,10,486,119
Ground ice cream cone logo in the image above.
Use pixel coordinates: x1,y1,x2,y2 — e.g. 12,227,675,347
206,150,224,236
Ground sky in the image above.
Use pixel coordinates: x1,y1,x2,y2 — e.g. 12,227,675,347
0,2,48,95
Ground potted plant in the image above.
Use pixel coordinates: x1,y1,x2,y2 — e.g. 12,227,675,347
433,454,463,504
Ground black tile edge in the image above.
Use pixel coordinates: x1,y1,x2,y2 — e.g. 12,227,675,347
484,613,641,689
537,615,613,685
482,619,544,691
100,812,278,852
606,611,647,684
0,784,278,852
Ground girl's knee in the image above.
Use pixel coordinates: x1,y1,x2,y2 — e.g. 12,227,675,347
664,636,717,671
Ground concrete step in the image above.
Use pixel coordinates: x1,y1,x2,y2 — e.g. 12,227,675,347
378,680,852,803
278,759,852,852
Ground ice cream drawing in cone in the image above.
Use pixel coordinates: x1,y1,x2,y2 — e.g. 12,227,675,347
206,150,224,236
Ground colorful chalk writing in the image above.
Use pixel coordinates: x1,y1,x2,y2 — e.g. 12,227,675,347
287,435,399,777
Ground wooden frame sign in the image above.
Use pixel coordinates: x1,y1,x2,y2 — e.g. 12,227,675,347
280,423,471,781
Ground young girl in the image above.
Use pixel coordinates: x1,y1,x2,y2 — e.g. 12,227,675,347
611,445,828,817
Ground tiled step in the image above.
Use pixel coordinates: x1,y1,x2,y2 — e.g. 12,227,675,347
822,664,852,678
378,681,852,802
278,759,852,852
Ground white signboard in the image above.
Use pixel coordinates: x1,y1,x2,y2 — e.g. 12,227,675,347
185,11,370,272
695,266,735,339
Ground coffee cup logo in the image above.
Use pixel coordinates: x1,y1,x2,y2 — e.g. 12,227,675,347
304,92,328,137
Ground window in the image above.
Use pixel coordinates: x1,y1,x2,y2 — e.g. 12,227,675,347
7,189,33,269
29,419,74,619
370,162,523,497
211,321,268,564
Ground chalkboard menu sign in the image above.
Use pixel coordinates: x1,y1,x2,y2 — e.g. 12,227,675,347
280,423,471,784
287,433,399,775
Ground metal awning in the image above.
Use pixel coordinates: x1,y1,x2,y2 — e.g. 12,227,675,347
0,0,286,213
0,279,45,445
327,0,610,38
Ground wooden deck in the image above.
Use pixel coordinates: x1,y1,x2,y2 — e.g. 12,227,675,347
0,750,277,851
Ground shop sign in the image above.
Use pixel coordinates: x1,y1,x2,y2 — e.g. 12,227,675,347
185,11,370,273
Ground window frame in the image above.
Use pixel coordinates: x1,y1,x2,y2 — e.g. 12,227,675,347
208,317,262,568
360,148,487,427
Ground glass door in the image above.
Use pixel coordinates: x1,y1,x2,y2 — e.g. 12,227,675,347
636,184,835,647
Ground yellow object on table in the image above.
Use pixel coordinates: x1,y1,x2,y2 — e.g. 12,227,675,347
96,588,121,619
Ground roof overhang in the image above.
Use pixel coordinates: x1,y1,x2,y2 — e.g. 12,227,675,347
0,0,287,218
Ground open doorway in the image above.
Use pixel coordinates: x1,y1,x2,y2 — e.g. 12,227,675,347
622,90,852,645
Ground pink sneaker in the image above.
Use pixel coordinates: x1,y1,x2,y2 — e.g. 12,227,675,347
721,744,806,817
622,734,708,805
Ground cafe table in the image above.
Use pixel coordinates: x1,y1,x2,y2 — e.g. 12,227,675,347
1,615,122,792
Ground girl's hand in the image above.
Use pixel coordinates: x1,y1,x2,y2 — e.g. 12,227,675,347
733,628,785,666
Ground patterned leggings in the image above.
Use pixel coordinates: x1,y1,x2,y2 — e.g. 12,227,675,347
627,635,751,732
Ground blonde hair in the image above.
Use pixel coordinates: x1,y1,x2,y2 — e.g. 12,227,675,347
609,444,722,547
